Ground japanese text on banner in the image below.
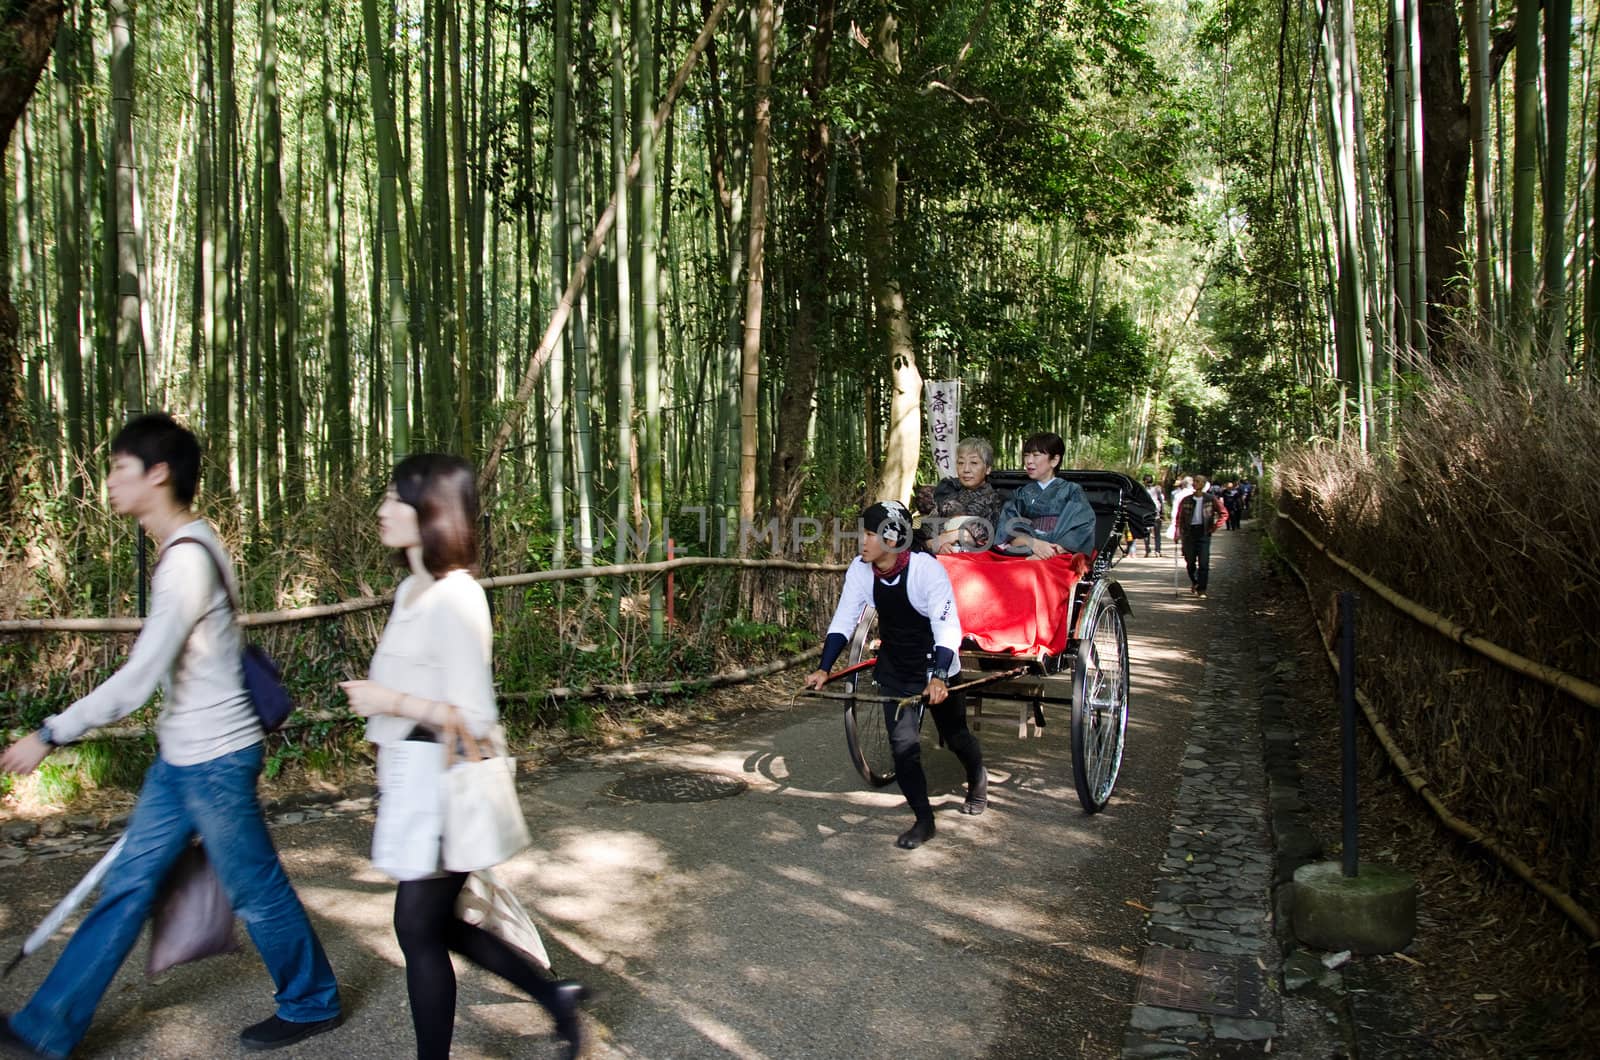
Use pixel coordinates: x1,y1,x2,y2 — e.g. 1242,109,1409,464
924,380,960,480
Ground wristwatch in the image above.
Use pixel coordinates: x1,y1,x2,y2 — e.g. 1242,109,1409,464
35,722,57,748
929,669,950,683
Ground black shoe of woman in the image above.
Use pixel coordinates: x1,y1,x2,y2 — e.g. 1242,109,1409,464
549,980,590,1058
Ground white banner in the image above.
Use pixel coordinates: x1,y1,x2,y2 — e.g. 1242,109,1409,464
924,380,961,480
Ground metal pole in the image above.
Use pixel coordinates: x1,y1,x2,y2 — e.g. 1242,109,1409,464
1339,590,1359,877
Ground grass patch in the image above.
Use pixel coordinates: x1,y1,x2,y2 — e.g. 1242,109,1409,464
33,761,84,805
75,737,155,790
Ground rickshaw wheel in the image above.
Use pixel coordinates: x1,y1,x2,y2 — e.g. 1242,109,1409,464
1071,591,1129,813
843,607,898,787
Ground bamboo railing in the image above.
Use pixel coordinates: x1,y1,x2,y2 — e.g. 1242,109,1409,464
0,555,849,634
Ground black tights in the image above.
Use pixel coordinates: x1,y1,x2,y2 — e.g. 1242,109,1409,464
394,872,557,1060
883,689,984,820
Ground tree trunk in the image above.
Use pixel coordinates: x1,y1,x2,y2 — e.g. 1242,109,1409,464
322,0,351,480
634,0,664,635
1388,0,1415,367
736,0,774,540
446,0,472,453
108,0,142,417
52,4,84,497
361,0,409,457
864,7,921,500
1543,0,1571,360
772,0,835,523
1403,0,1427,362
260,0,300,509
608,0,634,609
1464,0,1494,333
1508,0,1541,360
0,0,62,529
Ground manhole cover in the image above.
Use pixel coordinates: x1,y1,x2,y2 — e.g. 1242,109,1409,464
606,770,748,804
1134,947,1270,1018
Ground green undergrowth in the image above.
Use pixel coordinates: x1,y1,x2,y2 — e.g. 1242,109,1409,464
3,488,837,811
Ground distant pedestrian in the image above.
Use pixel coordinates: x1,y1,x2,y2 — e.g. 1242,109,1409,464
1176,474,1223,597
1169,475,1194,543
1221,479,1242,531
1142,474,1164,556
339,454,589,1060
0,413,343,1058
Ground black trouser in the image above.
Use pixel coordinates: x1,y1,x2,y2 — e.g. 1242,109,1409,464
394,872,559,1060
879,675,984,820
1181,527,1212,592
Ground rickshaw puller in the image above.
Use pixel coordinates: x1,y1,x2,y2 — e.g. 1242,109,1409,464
805,501,988,849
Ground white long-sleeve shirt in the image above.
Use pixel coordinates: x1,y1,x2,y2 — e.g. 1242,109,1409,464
44,520,262,766
363,569,499,747
824,553,963,678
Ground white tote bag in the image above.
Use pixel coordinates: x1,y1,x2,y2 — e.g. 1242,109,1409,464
372,738,446,880
441,720,532,873
457,870,550,970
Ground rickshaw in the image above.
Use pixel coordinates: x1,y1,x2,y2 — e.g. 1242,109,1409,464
829,470,1156,814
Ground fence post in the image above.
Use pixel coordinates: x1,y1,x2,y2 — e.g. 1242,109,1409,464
1339,590,1358,877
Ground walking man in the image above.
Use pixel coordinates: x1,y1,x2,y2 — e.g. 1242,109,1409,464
1,414,342,1058
1175,475,1222,597
804,501,987,850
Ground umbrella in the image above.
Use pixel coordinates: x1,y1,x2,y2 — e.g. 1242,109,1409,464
3,833,126,979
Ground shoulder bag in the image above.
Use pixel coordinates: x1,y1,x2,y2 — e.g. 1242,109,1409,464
441,715,531,872
457,869,550,970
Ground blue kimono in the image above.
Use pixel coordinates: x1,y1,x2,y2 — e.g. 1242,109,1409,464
997,477,1098,556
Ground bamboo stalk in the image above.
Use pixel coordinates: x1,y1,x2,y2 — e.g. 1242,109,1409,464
1272,525,1600,946
1277,511,1600,709
0,555,849,633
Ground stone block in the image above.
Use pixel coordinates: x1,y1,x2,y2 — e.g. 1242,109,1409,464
1292,861,1417,954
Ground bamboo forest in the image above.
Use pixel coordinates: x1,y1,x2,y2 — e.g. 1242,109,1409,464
0,0,1596,668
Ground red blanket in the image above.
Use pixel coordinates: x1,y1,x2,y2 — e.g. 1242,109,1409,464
936,551,1088,656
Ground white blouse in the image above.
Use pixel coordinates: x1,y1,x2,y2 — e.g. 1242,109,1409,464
363,569,498,747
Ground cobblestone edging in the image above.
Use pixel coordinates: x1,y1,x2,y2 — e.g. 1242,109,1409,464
1121,547,1359,1059
0,788,376,867
1121,611,1283,1059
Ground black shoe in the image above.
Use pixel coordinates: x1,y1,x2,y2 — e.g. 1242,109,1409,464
962,770,989,815
548,980,590,1059
240,1013,344,1052
896,817,936,849
0,1017,46,1059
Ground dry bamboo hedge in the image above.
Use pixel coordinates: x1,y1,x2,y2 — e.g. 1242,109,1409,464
1274,497,1600,924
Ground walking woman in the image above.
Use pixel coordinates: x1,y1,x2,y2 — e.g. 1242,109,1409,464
339,454,588,1059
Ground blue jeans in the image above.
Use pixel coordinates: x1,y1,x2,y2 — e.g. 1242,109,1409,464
8,745,339,1058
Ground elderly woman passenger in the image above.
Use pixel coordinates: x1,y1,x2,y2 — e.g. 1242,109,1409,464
926,437,1003,554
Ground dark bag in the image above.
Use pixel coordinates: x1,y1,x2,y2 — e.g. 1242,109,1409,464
147,843,240,977
169,538,295,732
